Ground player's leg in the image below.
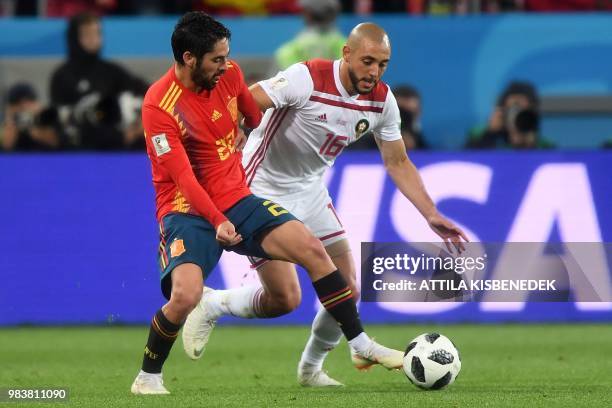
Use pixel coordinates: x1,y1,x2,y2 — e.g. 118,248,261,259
259,220,401,367
292,189,401,380
132,213,221,395
291,193,359,383
181,194,306,360
206,260,301,319
182,260,302,359
185,195,403,370
132,263,203,395
298,239,357,378
255,260,302,316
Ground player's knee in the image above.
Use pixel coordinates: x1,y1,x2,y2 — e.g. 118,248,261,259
300,235,329,264
170,285,203,314
275,287,301,314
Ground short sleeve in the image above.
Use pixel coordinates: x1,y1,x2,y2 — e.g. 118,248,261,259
373,88,402,142
258,63,313,109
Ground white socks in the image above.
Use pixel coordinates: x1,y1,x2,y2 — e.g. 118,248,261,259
347,332,371,354
206,285,265,320
138,369,161,378
298,308,344,371
208,286,372,371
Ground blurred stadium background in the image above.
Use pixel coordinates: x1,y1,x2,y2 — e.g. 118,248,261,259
0,1,611,406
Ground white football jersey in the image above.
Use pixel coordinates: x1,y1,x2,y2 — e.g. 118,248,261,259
242,59,401,193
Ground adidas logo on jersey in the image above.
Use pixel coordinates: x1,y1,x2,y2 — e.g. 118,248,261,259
211,110,222,121
315,113,327,123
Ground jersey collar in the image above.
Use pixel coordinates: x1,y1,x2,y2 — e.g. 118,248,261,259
333,59,352,99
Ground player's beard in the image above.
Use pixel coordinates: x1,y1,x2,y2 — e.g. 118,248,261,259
191,59,221,91
348,66,377,95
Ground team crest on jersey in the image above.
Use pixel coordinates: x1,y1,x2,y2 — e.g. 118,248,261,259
355,119,370,139
170,238,186,258
227,97,238,122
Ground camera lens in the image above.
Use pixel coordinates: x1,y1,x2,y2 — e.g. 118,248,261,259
515,109,539,133
505,104,539,133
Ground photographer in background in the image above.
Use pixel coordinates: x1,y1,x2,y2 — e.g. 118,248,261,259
394,85,427,150
466,81,554,149
350,84,428,150
50,12,148,150
1,83,67,151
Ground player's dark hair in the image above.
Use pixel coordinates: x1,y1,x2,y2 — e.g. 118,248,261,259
171,12,231,65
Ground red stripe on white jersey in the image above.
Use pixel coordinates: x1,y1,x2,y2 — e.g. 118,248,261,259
309,95,384,113
248,257,268,269
311,90,386,108
319,230,346,241
245,108,286,182
244,108,283,174
304,59,340,96
246,108,290,185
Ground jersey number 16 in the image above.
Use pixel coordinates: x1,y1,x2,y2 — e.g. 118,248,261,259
319,133,348,158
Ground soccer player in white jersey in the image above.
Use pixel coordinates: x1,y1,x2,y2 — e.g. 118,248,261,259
182,22,467,386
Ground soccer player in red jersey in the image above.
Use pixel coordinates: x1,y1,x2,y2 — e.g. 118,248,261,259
181,22,469,387
131,12,407,395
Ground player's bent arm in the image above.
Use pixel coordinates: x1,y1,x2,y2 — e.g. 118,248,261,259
248,63,312,112
165,158,228,228
378,138,437,220
235,67,263,129
143,105,227,228
248,83,276,112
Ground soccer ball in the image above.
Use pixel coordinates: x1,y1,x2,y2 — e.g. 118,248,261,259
402,333,461,390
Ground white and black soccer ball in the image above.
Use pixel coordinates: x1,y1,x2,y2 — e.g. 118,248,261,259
402,333,461,390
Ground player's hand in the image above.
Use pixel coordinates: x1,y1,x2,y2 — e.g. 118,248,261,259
426,213,469,254
235,127,247,152
216,220,242,246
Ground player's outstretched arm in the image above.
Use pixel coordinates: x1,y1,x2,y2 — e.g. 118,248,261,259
378,138,468,251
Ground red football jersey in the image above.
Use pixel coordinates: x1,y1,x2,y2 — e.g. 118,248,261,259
142,61,262,228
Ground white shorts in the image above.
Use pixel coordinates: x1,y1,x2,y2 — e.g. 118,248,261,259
248,182,346,269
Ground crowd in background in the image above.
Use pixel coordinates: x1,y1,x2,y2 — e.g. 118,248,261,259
3,0,612,17
1,0,611,151
2,12,147,151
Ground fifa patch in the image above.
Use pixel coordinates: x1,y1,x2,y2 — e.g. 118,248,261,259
152,134,171,156
170,238,186,258
269,76,288,90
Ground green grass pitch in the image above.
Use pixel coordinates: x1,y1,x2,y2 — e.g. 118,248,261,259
1,324,611,407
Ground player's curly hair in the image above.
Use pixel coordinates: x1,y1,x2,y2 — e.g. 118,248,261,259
171,12,231,65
